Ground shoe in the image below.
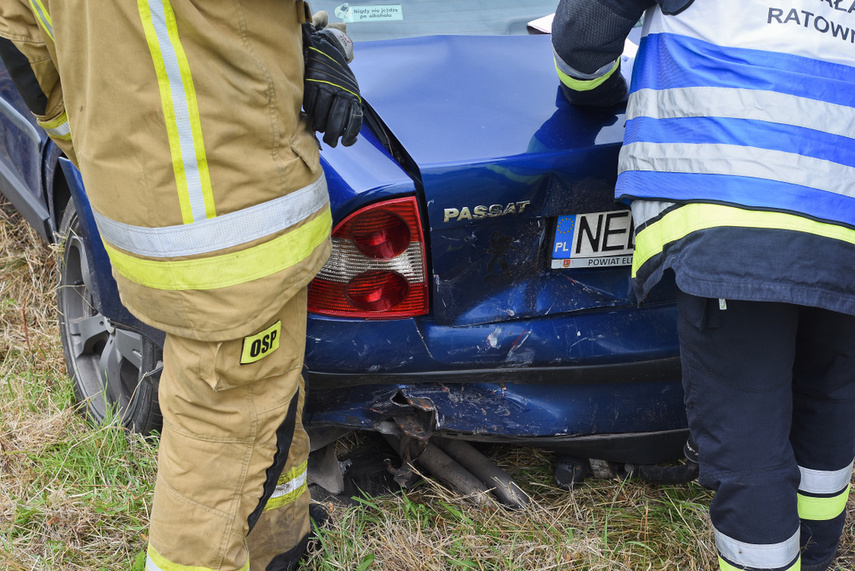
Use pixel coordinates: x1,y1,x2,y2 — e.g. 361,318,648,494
802,550,837,571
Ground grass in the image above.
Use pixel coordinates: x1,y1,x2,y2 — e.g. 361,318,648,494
1,197,854,570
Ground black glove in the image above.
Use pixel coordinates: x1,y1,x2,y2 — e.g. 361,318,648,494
302,24,363,147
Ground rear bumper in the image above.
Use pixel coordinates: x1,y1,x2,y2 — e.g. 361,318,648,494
305,356,687,463
307,355,681,389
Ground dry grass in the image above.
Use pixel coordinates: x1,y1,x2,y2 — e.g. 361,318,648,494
1,196,854,570
307,451,720,571
0,200,156,569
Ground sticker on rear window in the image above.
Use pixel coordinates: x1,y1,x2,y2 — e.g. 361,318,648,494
335,3,403,23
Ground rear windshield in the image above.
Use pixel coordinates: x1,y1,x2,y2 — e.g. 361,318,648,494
308,1,561,41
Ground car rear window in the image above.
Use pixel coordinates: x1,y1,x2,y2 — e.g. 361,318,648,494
308,1,561,41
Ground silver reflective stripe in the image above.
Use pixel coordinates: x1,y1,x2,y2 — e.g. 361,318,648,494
94,175,328,258
714,527,800,569
799,461,854,495
643,0,855,69
628,87,855,142
147,0,208,222
28,0,54,39
619,142,855,201
317,239,425,282
630,200,675,228
270,466,307,500
146,555,163,571
553,47,617,80
44,120,70,139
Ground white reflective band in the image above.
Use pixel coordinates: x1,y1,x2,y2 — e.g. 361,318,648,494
146,554,163,571
799,461,854,495
644,0,855,68
143,0,210,223
317,239,425,283
44,120,71,138
553,48,617,80
628,87,855,142
94,175,328,258
714,527,800,569
630,199,675,228
619,142,855,201
270,466,307,500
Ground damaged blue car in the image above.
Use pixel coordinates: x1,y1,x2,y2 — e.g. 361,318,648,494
0,1,688,499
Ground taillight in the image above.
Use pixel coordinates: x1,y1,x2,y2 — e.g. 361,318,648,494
308,196,429,319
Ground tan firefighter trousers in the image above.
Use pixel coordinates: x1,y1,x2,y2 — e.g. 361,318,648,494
0,1,329,569
151,288,313,571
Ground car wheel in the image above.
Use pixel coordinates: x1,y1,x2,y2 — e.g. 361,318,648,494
57,200,163,434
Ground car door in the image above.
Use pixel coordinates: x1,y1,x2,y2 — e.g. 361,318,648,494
0,62,50,238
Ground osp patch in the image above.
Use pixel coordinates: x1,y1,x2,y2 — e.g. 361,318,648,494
241,321,281,365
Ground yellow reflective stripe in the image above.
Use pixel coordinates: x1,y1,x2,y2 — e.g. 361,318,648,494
264,460,309,512
28,0,53,40
146,543,248,571
38,110,72,141
633,204,855,278
718,556,800,571
138,0,215,224
798,486,850,521
555,58,618,92
138,0,192,223
105,208,330,290
173,19,216,221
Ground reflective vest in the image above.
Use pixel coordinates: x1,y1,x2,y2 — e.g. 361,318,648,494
618,0,855,283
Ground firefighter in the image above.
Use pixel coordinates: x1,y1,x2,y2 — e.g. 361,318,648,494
552,0,855,569
0,1,361,569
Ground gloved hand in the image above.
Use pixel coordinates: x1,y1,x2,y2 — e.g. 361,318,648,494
302,17,363,147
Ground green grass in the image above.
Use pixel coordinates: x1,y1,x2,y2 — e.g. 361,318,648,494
2,199,854,570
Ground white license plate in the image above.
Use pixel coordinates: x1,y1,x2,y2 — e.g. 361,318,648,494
551,210,634,269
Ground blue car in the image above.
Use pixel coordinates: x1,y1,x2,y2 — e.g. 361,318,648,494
0,1,687,487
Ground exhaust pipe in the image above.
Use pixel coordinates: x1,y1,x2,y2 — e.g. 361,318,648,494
432,437,529,509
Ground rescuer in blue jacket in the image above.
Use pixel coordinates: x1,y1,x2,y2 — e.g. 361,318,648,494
553,1,855,569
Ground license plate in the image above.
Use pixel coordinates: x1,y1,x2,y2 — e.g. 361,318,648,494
551,209,634,269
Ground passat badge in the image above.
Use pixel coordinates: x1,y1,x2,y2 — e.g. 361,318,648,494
443,201,531,223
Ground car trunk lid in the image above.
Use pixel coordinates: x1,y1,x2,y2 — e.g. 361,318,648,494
352,34,648,326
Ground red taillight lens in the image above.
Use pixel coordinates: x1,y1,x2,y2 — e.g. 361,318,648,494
346,271,408,311
308,197,429,319
351,211,410,259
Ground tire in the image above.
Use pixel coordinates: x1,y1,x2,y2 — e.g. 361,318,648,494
56,200,163,434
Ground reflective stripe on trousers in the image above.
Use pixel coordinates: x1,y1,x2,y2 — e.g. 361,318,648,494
264,460,308,512
798,462,853,521
715,528,800,571
146,544,249,571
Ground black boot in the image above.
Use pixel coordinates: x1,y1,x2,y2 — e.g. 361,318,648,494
266,504,331,571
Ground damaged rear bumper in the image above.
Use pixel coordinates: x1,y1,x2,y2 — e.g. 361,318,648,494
304,356,688,465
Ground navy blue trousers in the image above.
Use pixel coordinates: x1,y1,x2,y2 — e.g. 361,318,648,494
677,291,855,570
